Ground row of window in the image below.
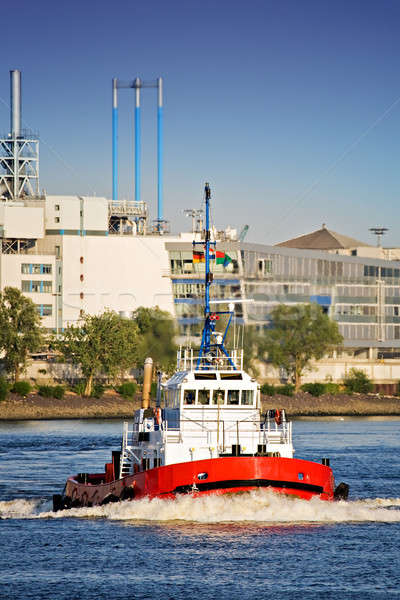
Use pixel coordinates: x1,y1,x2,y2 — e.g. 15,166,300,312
22,281,52,293
183,389,254,406
21,263,52,275
364,266,400,279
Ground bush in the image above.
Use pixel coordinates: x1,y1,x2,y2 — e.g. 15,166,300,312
91,383,105,399
324,382,341,395
12,381,31,396
0,377,9,402
72,381,86,396
261,383,276,396
301,382,326,397
52,385,65,400
117,382,137,398
37,384,65,399
343,368,373,394
275,384,294,396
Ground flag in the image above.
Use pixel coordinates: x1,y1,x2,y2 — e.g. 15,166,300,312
215,251,233,266
193,251,205,263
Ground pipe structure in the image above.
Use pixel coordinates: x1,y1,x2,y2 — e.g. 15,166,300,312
10,70,21,138
142,357,153,409
134,78,141,203
112,78,118,201
157,77,163,228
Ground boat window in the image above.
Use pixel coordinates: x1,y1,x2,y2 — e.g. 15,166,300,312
212,389,225,405
195,373,217,380
227,390,240,405
241,390,254,405
183,389,196,405
198,389,211,405
220,373,243,380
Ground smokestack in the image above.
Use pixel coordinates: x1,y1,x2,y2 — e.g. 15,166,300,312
142,357,153,409
10,70,21,138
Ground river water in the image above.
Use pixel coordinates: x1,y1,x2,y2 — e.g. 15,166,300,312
0,418,399,599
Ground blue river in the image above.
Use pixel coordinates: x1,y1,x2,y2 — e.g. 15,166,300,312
0,417,399,599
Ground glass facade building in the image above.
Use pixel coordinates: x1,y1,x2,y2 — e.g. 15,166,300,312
166,241,400,352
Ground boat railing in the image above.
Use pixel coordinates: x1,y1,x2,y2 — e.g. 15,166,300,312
163,417,291,452
176,347,243,371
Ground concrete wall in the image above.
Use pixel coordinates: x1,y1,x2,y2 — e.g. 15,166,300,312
261,357,400,385
0,205,44,238
61,235,175,324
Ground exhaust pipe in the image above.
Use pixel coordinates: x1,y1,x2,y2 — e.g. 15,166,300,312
142,357,153,409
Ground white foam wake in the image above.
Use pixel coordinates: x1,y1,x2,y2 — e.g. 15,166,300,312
1,491,400,524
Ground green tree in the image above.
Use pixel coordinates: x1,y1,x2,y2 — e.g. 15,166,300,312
343,368,373,394
133,307,177,372
0,287,43,382
263,304,343,391
55,310,139,396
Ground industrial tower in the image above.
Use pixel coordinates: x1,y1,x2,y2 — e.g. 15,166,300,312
0,70,39,200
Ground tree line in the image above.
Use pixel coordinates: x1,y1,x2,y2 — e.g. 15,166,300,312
0,287,176,395
0,286,343,395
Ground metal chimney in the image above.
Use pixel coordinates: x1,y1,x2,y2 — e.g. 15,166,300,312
10,69,21,138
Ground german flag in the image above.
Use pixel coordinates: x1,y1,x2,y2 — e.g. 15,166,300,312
193,251,205,263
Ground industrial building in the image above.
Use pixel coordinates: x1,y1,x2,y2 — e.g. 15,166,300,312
2,70,400,383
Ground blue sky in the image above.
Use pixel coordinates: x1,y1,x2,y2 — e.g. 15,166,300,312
2,0,400,246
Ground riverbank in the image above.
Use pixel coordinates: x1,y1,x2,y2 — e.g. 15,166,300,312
0,391,400,420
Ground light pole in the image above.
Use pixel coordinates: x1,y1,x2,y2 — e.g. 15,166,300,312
52,293,61,337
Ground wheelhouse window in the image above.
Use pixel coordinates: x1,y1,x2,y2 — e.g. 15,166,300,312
241,390,254,405
183,389,196,405
227,390,239,405
212,389,225,405
198,389,210,405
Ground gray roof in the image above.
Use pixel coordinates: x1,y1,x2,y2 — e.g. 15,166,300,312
276,225,371,250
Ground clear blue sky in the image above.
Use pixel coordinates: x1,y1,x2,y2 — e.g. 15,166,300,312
2,0,400,246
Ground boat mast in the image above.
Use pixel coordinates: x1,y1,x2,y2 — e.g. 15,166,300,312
195,183,236,370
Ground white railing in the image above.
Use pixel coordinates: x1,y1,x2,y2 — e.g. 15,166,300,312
177,347,243,371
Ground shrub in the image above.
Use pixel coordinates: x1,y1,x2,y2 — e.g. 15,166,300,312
324,382,341,395
37,385,65,399
37,385,52,397
261,383,276,396
12,381,31,396
52,385,65,400
0,377,9,402
72,381,86,396
38,368,47,375
275,384,294,396
301,382,326,397
117,382,137,398
91,383,105,399
343,368,373,394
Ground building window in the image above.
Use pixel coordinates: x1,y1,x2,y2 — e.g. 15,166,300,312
80,274,84,282
80,256,84,264
35,304,53,317
55,217,60,223
80,292,84,300
55,204,60,211
55,246,60,258
22,281,52,293
21,263,52,275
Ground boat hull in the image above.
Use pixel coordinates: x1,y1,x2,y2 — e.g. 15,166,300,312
58,456,335,509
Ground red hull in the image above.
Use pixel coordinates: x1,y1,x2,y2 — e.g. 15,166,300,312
62,456,335,508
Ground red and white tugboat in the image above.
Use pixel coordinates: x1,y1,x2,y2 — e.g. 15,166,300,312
53,184,349,511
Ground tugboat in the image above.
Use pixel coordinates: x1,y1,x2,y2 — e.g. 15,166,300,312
53,183,349,511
